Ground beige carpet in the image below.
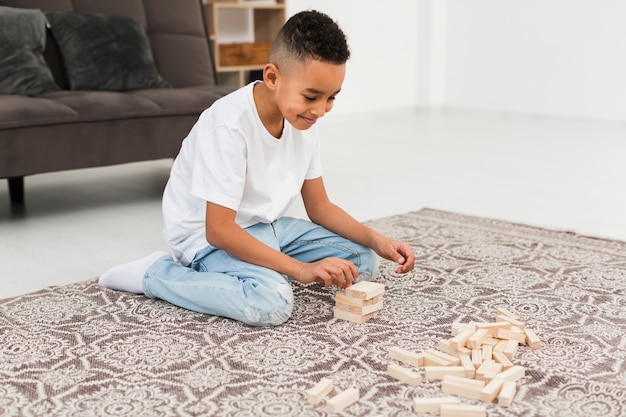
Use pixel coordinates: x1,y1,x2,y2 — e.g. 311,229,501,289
1,208,626,416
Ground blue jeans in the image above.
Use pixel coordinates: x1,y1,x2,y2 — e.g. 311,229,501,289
143,217,380,326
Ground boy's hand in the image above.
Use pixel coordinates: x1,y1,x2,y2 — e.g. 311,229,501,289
296,258,359,289
373,238,415,274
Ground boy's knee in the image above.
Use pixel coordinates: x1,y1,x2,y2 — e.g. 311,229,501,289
358,249,380,282
242,281,294,326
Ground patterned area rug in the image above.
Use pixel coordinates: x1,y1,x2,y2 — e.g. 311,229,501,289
2,208,626,417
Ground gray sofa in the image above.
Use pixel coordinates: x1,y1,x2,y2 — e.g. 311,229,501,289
0,0,234,203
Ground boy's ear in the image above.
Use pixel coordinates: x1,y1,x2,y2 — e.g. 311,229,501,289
263,63,279,90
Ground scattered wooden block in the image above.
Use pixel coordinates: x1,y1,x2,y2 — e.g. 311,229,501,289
459,354,475,378
326,387,359,413
344,281,384,299
424,366,466,379
492,328,527,343
524,328,542,349
388,364,421,386
388,346,424,367
502,339,519,360
476,321,511,330
467,329,489,349
496,314,526,329
449,330,474,350
306,378,333,405
498,380,517,407
496,307,520,320
440,404,487,417
475,359,495,381
441,375,484,400
439,339,470,356
495,365,525,382
483,362,503,383
492,351,514,369
333,308,377,324
413,397,458,413
481,344,492,361
425,349,461,366
451,322,476,336
471,349,482,369
480,376,506,402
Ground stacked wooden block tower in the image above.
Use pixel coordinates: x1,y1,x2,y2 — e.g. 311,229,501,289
333,280,385,323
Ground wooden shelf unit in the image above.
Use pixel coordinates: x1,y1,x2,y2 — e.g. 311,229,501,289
204,0,286,87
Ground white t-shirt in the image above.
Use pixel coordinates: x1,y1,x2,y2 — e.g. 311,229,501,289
162,82,323,265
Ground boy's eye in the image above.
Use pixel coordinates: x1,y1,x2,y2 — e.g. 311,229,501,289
304,96,316,102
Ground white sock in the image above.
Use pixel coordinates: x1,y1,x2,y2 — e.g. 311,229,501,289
98,250,169,294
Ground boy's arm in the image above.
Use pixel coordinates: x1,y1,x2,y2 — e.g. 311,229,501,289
301,177,415,274
204,201,358,287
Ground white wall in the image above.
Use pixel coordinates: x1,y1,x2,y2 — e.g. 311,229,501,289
286,0,626,122
442,0,626,122
286,0,419,115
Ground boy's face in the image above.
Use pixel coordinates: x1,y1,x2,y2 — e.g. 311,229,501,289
274,59,346,130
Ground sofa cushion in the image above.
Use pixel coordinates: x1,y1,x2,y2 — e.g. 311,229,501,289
0,6,60,96
0,85,234,130
45,11,170,91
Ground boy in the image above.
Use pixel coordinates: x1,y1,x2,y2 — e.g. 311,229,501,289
99,10,414,326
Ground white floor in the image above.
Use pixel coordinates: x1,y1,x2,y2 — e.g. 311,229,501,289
2,108,626,300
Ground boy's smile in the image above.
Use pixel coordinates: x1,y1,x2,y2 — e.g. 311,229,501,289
256,59,346,137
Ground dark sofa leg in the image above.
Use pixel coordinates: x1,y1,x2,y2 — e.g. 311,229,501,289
8,177,24,203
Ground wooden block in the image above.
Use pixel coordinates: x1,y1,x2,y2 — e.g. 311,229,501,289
467,329,489,349
451,322,476,336
440,404,487,417
333,308,377,324
423,352,451,366
439,339,470,356
425,349,461,366
483,362,503,383
524,328,542,349
471,349,482,369
492,351,514,369
495,365,525,382
475,359,495,381
326,387,359,413
502,339,519,360
481,344,492,361
306,378,333,404
387,364,421,386
459,354,475,378
496,314,526,329
335,300,383,315
424,366,466,379
413,397,458,413
476,321,513,329
441,375,484,400
388,346,423,367
498,380,517,407
344,281,384,299
449,330,474,350
496,307,521,320
492,328,526,343
494,340,508,352
479,377,506,402
482,337,499,346
335,291,380,307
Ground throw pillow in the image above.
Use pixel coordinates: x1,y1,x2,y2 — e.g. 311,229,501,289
45,11,171,91
0,6,60,96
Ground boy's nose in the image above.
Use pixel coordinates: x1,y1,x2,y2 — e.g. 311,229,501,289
312,102,328,117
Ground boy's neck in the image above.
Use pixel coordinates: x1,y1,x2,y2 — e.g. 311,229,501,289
253,82,284,139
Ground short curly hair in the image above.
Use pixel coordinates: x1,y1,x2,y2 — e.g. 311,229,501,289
270,10,350,69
